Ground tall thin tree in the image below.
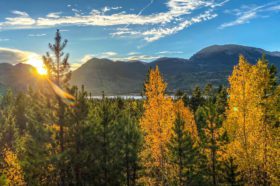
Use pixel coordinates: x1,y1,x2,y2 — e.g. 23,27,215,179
43,29,71,186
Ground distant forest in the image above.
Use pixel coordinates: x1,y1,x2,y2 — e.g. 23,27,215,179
0,30,279,186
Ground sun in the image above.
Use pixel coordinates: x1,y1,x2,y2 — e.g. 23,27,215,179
26,54,47,75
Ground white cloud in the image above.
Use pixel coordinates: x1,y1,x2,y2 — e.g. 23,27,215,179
102,51,118,56
219,12,257,29
60,29,69,32
46,12,62,18
111,7,122,10
142,10,217,42
11,10,29,17
0,0,227,41
220,2,280,29
0,38,10,42
128,52,140,55
120,55,161,61
73,51,162,69
28,33,47,37
80,54,94,63
267,5,280,11
0,47,40,64
0,10,36,28
158,51,183,54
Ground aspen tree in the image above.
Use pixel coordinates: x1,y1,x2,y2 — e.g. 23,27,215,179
139,66,175,185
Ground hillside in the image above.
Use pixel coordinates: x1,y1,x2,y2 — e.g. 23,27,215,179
0,63,43,94
71,44,280,95
1,44,280,95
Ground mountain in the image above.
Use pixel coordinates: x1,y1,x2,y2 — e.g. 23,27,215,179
0,63,44,94
71,44,280,95
71,58,148,95
1,44,280,95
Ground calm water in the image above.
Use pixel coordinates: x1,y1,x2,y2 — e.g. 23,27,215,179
90,95,177,100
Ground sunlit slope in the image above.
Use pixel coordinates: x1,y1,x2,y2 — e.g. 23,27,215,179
0,63,45,94
71,44,280,95
1,44,280,95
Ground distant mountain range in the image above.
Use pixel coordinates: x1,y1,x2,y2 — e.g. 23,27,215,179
1,44,280,95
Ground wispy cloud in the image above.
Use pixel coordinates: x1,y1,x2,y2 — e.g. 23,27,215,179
11,10,29,17
0,47,40,64
0,38,10,42
46,12,62,18
219,2,280,29
102,51,118,57
0,0,227,42
142,10,217,42
28,33,47,37
158,51,183,54
73,51,163,69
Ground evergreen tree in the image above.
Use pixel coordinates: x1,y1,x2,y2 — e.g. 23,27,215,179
0,90,18,149
189,86,204,112
169,100,206,185
43,29,71,185
222,157,242,186
66,85,89,185
119,100,142,186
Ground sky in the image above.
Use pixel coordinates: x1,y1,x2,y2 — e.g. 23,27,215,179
0,0,280,69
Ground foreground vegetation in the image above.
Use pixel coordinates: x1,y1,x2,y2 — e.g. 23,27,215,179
0,31,279,185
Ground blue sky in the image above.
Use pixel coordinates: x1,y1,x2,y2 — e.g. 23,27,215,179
0,0,280,68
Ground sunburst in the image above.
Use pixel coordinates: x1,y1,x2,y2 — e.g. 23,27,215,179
26,54,47,75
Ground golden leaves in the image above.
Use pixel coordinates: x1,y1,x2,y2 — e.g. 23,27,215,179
1,148,26,186
225,55,280,185
140,66,198,185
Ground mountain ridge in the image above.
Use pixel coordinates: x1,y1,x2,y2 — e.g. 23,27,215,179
1,44,280,95
70,44,280,95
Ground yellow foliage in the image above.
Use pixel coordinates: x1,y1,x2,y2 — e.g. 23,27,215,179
174,99,198,142
1,148,26,186
225,55,280,185
139,66,175,185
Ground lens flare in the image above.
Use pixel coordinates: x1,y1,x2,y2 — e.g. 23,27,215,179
26,54,47,75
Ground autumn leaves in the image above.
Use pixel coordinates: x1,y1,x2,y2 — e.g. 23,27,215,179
225,55,279,185
139,56,279,185
140,66,198,185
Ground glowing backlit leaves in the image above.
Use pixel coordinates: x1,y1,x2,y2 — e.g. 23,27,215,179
139,66,199,185
225,55,280,184
174,99,198,141
140,66,175,185
1,148,26,186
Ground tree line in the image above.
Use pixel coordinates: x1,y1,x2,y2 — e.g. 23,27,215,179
0,30,279,186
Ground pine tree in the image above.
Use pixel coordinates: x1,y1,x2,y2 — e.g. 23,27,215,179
139,66,175,185
14,93,28,135
43,29,71,185
16,89,58,185
119,100,142,186
189,86,204,112
169,100,206,185
67,85,89,185
0,90,18,149
222,157,242,186
199,102,224,185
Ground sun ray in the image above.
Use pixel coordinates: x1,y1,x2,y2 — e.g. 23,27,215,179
26,54,47,75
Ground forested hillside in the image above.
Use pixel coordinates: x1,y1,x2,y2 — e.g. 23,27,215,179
0,31,279,185
71,45,280,95
1,45,280,96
